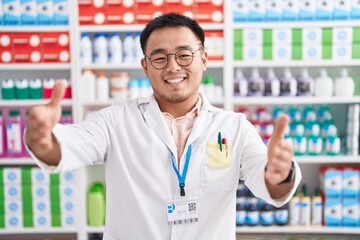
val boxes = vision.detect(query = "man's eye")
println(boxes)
[152,57,167,62]
[178,54,192,59]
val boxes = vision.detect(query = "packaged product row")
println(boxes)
[233,68,358,97]
[1,0,69,26]
[233,0,360,22]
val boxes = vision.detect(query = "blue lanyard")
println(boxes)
[171,144,192,197]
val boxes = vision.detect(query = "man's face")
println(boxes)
[141,26,208,105]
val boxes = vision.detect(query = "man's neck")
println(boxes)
[157,94,200,118]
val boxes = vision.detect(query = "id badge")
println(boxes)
[166,197,199,225]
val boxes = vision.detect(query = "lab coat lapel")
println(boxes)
[140,96,177,156]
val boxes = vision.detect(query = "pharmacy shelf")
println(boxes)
[232,96,360,106]
[86,226,104,234]
[296,155,360,164]
[0,99,73,107]
[232,60,360,68]
[0,158,36,165]
[236,226,360,234]
[0,26,70,32]
[0,63,71,70]
[0,228,77,234]
[233,20,360,29]
[79,23,223,33]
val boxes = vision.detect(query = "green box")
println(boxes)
[263,44,272,60]
[234,45,243,60]
[292,28,302,44]
[263,29,272,44]
[322,28,333,44]
[233,29,243,45]
[292,45,302,60]
[322,44,332,60]
[353,27,360,42]
[352,43,360,59]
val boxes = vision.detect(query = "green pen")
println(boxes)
[218,132,222,152]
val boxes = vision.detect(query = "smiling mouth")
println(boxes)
[165,77,186,84]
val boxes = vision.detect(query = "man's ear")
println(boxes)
[201,50,208,71]
[141,58,149,77]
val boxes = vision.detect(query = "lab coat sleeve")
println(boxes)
[239,118,302,207]
[25,104,123,173]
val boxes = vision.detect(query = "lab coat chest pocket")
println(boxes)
[200,142,239,192]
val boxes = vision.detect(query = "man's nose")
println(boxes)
[166,54,181,72]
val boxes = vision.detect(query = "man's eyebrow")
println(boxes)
[149,45,195,55]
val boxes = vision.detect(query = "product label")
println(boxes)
[6,122,22,154]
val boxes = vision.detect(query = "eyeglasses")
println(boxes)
[145,48,203,70]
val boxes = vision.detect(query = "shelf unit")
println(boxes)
[1,1,360,239]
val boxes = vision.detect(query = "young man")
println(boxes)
[25,13,301,240]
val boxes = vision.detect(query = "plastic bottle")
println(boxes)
[246,193,259,226]
[280,68,297,96]
[15,79,29,99]
[236,198,247,226]
[274,203,289,226]
[234,68,248,97]
[297,68,314,96]
[29,78,43,99]
[289,191,301,226]
[6,110,22,157]
[311,188,323,226]
[93,33,108,64]
[264,68,280,96]
[80,33,93,64]
[42,78,55,99]
[300,185,311,226]
[334,68,354,97]
[259,200,274,226]
[81,69,96,101]
[248,68,264,96]
[96,71,109,100]
[128,79,140,99]
[60,109,73,125]
[202,76,216,101]
[134,32,143,63]
[1,79,15,100]
[108,33,123,64]
[0,111,5,157]
[314,69,333,97]
[87,182,105,226]
[123,33,135,64]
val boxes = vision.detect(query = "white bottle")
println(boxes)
[264,68,280,96]
[280,68,297,96]
[314,69,333,97]
[93,33,108,64]
[123,33,135,64]
[81,69,96,101]
[248,68,264,96]
[234,68,248,96]
[80,33,93,64]
[96,71,109,100]
[134,32,143,63]
[297,68,314,96]
[108,32,123,64]
[334,68,354,97]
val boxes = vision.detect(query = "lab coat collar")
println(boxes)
[137,93,220,159]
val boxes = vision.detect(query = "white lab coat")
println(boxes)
[30,94,301,240]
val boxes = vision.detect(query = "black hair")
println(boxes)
[140,12,205,54]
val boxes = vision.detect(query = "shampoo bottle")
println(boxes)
[334,68,354,97]
[315,69,333,97]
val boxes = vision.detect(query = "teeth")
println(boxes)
[166,78,184,83]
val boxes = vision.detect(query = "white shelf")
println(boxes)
[86,226,105,233]
[79,23,223,33]
[0,99,73,107]
[0,63,71,70]
[233,60,360,68]
[0,158,36,165]
[233,96,360,105]
[296,155,360,164]
[0,228,77,234]
[233,20,360,29]
[0,26,70,32]
[236,226,360,234]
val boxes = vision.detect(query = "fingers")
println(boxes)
[48,80,66,109]
[271,114,290,140]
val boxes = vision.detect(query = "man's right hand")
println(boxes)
[25,80,66,165]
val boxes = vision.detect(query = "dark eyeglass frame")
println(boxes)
[144,47,203,70]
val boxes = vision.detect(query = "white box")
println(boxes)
[266,0,282,21]
[243,28,262,44]
[303,44,321,60]
[37,0,54,24]
[316,0,333,20]
[60,184,76,200]
[32,185,49,199]
[273,28,291,44]
[334,0,351,19]
[53,0,68,24]
[61,199,76,214]
[3,168,21,184]
[303,28,322,44]
[282,0,298,21]
[5,214,22,228]
[62,214,76,227]
[3,0,21,25]
[0,1,3,25]
[324,169,342,199]
[5,199,22,214]
[249,0,265,21]
[34,213,51,228]
[299,0,316,20]
[333,43,351,60]
[273,44,291,60]
[33,199,50,215]
[352,0,360,19]
[342,199,359,227]
[21,0,37,25]
[243,44,262,61]
[342,168,359,198]
[324,199,342,227]
[4,185,21,199]
[333,27,352,43]
[31,168,50,184]
[233,0,249,22]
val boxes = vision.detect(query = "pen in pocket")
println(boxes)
[218,132,222,152]
[222,138,228,157]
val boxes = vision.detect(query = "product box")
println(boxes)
[4,185,21,199]
[324,199,342,227]
[0,1,3,25]
[134,5,157,24]
[32,185,49,199]
[249,0,265,21]
[333,0,351,20]
[323,168,342,199]
[243,28,262,45]
[282,0,298,21]
[12,33,42,63]
[265,0,282,21]
[61,171,76,184]
[243,44,262,61]
[352,0,360,19]
[342,199,359,227]
[333,27,352,43]
[342,168,359,199]
[78,2,105,25]
[303,44,321,60]
[205,31,223,61]
[195,1,223,23]
[31,168,50,184]
[333,43,351,60]
[33,199,50,215]
[299,0,316,21]
[303,28,321,44]
[273,44,291,61]
[21,0,37,25]
[5,199,22,214]
[233,0,248,22]
[3,0,21,25]
[60,184,76,200]
[0,33,13,63]
[53,0,68,25]
[37,0,54,25]
[3,168,21,184]
[62,214,76,227]
[273,28,291,44]
[316,0,333,20]
[34,213,51,227]
[61,200,75,215]
[5,214,23,228]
